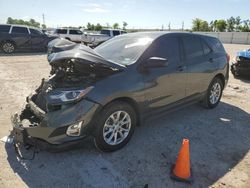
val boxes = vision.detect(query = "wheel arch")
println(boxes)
[214,73,225,89]
[100,97,141,126]
[0,39,16,47]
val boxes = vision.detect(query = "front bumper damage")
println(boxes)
[11,95,100,152]
[231,57,250,76]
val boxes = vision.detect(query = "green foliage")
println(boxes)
[215,20,227,32]
[122,21,128,30]
[95,23,102,31]
[6,17,41,28]
[227,17,236,32]
[193,16,249,32]
[192,18,211,31]
[113,23,119,29]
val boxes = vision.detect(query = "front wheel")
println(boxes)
[202,77,223,109]
[94,101,136,152]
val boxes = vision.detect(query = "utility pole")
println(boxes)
[161,24,164,31]
[182,21,184,31]
[42,14,45,26]
[168,22,171,31]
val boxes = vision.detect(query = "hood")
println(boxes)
[237,49,250,59]
[47,38,125,70]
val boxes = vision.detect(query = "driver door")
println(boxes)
[141,35,187,113]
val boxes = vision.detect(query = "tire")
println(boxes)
[1,41,15,53]
[202,77,223,109]
[94,101,136,152]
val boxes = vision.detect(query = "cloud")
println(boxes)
[76,3,109,13]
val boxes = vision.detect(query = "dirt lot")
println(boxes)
[0,44,249,188]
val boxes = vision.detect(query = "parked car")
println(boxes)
[11,32,229,152]
[52,28,84,43]
[231,49,250,77]
[0,24,57,53]
[82,29,126,47]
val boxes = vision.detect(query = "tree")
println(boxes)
[192,18,210,31]
[95,23,102,31]
[235,16,241,31]
[113,23,119,29]
[122,21,128,30]
[6,17,41,28]
[86,22,92,30]
[240,19,250,32]
[215,20,227,32]
[226,17,236,32]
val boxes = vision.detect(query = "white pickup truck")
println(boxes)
[52,28,84,43]
[82,29,126,46]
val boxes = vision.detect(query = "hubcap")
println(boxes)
[209,82,221,104]
[103,111,131,145]
[2,42,14,53]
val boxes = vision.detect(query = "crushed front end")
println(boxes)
[10,39,123,151]
[231,50,250,76]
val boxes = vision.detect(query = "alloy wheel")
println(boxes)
[103,110,131,145]
[209,82,221,104]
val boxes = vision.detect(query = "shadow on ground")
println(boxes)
[5,102,250,188]
[0,52,46,56]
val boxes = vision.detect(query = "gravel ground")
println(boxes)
[0,44,249,188]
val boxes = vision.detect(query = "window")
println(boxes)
[149,36,180,62]
[100,30,111,36]
[182,36,203,59]
[201,39,212,55]
[12,26,29,34]
[95,35,153,65]
[56,29,67,34]
[113,30,120,36]
[69,30,82,35]
[205,37,225,53]
[30,28,43,35]
[0,25,11,33]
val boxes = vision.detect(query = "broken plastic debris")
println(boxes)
[0,136,14,144]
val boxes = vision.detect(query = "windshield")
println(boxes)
[95,35,153,65]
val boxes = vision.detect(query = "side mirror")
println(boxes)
[144,57,168,68]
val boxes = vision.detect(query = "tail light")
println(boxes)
[226,53,230,63]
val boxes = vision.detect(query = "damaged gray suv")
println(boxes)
[11,32,229,152]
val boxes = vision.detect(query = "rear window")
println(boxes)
[69,30,82,35]
[12,26,29,34]
[113,30,120,36]
[30,28,43,35]
[182,36,203,59]
[0,25,11,33]
[56,29,67,34]
[205,37,225,53]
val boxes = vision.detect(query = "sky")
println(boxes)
[0,0,249,29]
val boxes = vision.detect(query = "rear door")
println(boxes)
[142,35,186,111]
[11,26,31,50]
[182,35,217,96]
[29,28,47,50]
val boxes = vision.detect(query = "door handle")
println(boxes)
[209,58,214,63]
[177,65,186,71]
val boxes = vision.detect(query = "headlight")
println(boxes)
[48,86,94,104]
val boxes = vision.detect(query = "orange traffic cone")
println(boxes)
[170,139,193,183]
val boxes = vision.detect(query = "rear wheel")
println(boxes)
[94,101,136,152]
[202,77,223,109]
[1,41,15,53]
